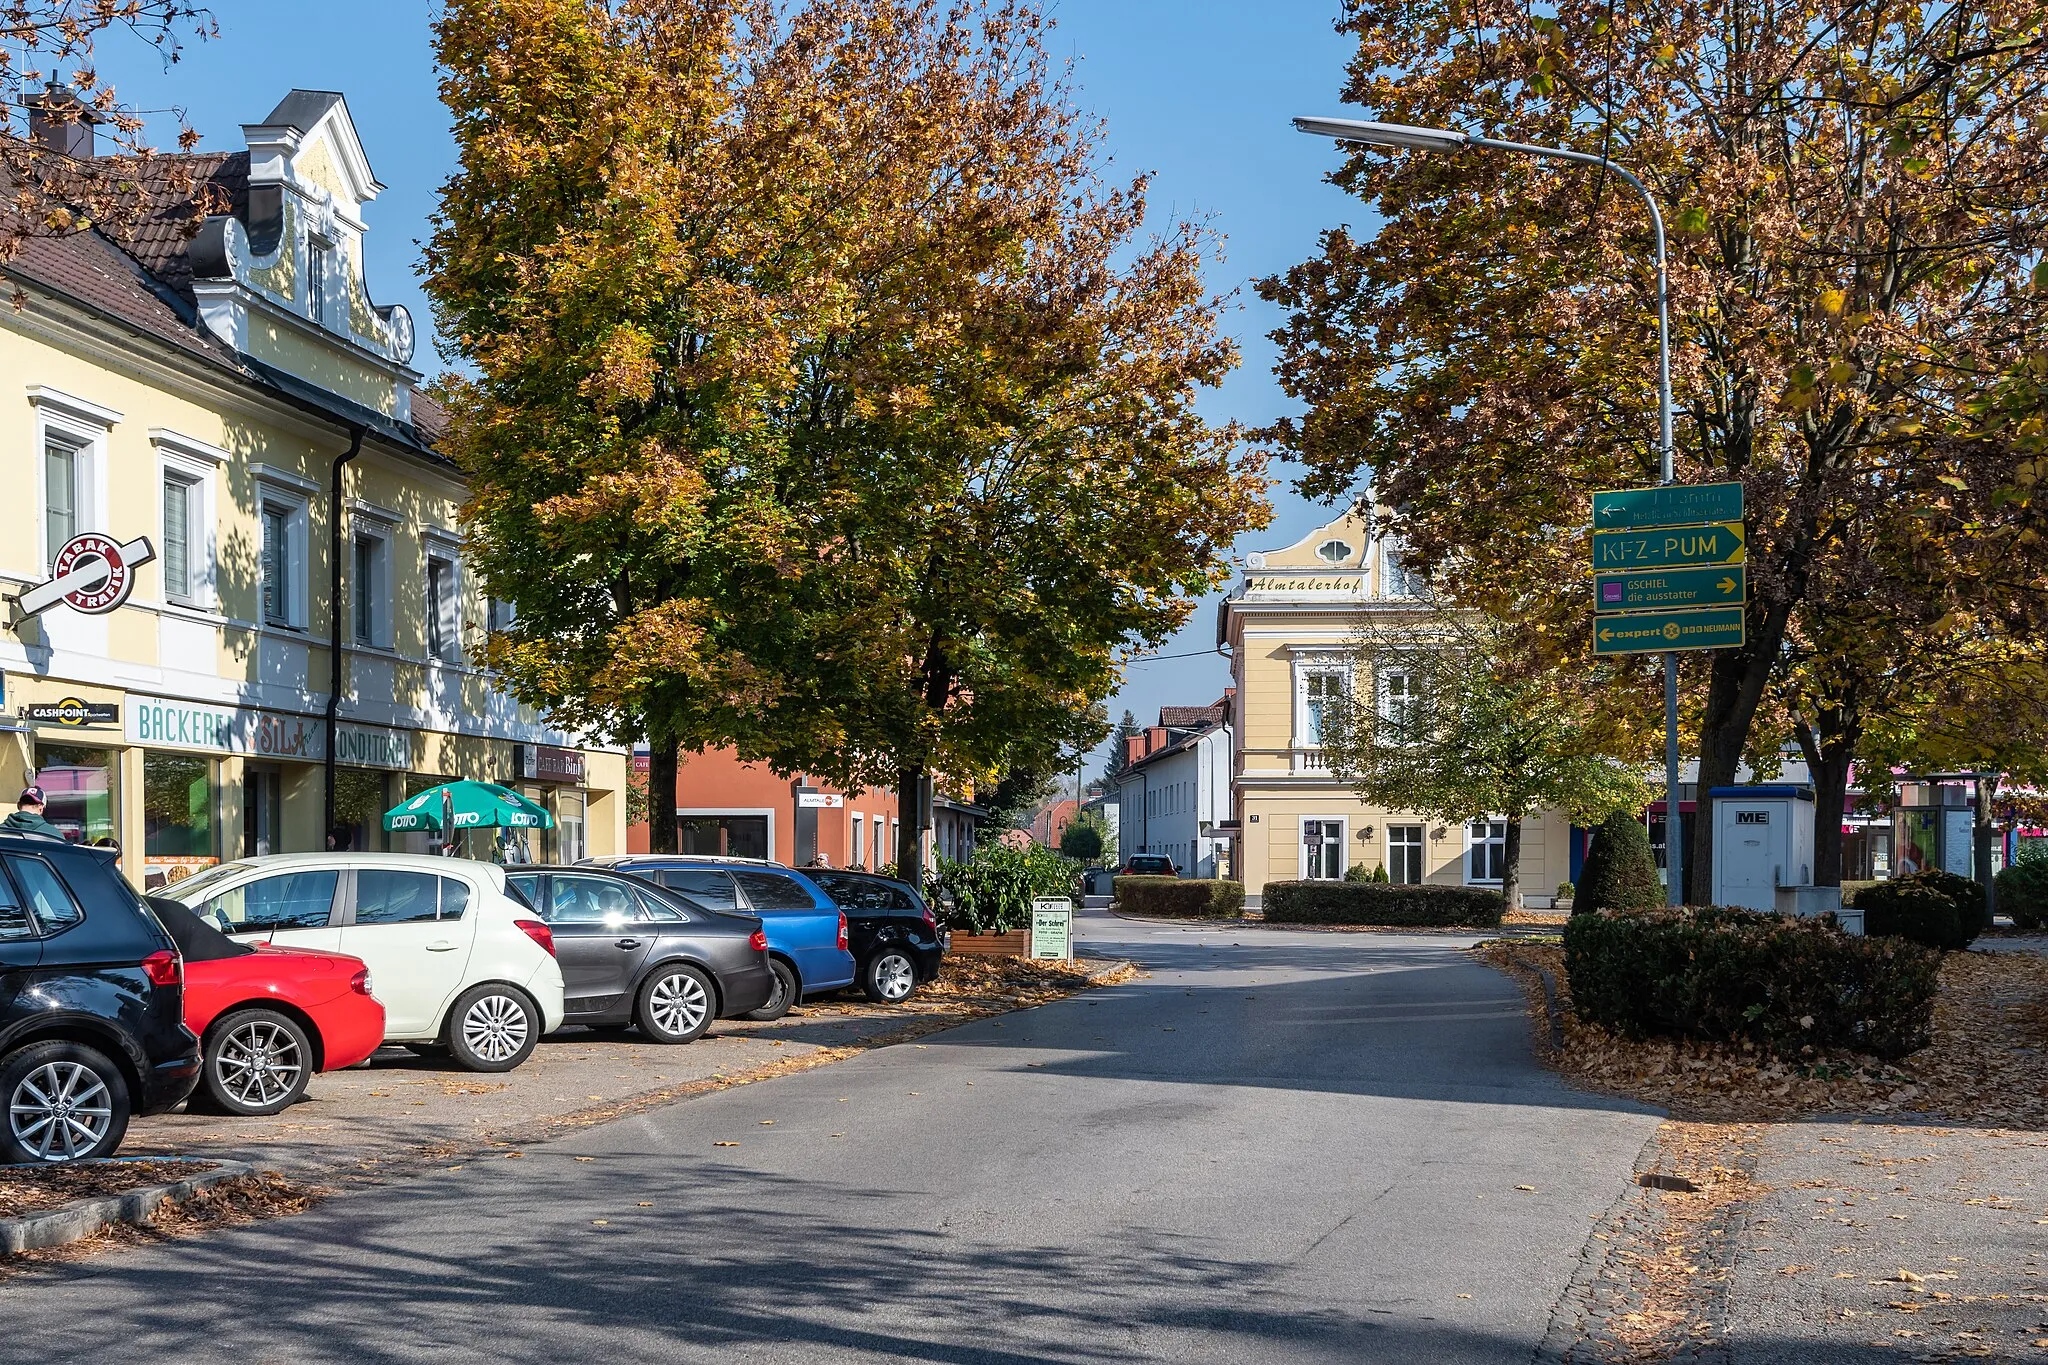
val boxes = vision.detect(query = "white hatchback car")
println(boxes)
[164,854,566,1072]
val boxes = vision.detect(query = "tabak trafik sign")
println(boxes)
[12,533,156,617]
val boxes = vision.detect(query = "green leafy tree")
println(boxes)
[1059,811,1111,864]
[1320,598,1654,909]
[1262,0,2048,900]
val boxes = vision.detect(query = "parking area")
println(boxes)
[124,957,1120,1184]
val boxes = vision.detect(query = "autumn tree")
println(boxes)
[1262,0,2048,899]
[2,0,216,276]
[1318,598,1655,909]
[429,0,1266,863]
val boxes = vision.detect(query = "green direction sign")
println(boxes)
[1593,606,1746,655]
[1592,481,1743,531]
[1595,565,1745,614]
[1592,521,1745,571]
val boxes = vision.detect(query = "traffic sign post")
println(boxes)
[1591,483,1748,907]
[1592,481,1742,531]
[1593,606,1746,655]
[1594,565,1744,614]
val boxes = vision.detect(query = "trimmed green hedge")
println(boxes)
[1851,869,1989,950]
[1995,857,2048,932]
[1563,906,1940,1060]
[1115,877,1245,918]
[1261,881,1504,927]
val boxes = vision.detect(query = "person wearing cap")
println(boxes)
[4,787,64,840]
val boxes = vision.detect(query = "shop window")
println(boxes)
[549,789,586,864]
[142,752,216,887]
[1388,825,1425,884]
[333,768,391,854]
[1467,819,1507,883]
[678,814,768,859]
[32,744,116,845]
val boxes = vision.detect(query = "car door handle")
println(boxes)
[426,940,460,951]
[615,938,642,950]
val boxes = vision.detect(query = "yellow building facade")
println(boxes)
[1,91,625,890]
[1217,511,1575,908]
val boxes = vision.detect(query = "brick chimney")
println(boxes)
[26,85,98,160]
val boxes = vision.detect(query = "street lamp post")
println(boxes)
[1294,116,1685,906]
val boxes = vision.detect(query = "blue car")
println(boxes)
[584,857,854,1020]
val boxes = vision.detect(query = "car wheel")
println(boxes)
[863,949,919,1004]
[1,1040,131,1163]
[445,985,541,1073]
[201,1008,313,1117]
[744,958,799,1022]
[635,964,715,1044]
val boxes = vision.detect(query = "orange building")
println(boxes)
[627,747,988,872]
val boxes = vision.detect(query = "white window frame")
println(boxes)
[307,234,333,326]
[1379,535,1422,598]
[255,482,311,630]
[422,532,465,664]
[153,432,225,612]
[31,389,117,573]
[1299,816,1347,881]
[350,521,393,649]
[850,813,865,870]
[1464,817,1508,886]
[1386,824,1425,885]
[1294,660,1350,749]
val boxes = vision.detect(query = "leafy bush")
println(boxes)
[1115,877,1244,918]
[1995,856,2048,932]
[1563,906,1940,1060]
[1261,881,1504,927]
[1058,813,1108,863]
[1852,869,1988,949]
[1573,811,1662,917]
[928,842,1076,933]
[1555,880,1576,902]
[1342,862,1387,883]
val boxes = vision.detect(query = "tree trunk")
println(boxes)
[1501,814,1523,912]
[894,764,924,879]
[647,717,679,854]
[1794,693,1861,888]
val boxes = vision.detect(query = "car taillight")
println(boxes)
[920,904,937,931]
[350,968,375,998]
[748,929,768,953]
[837,911,848,952]
[142,950,182,987]
[514,918,556,956]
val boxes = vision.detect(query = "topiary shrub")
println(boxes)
[1343,862,1372,883]
[1995,857,2048,932]
[1573,811,1662,917]
[1563,906,1940,1060]
[1115,877,1244,918]
[1852,869,1988,949]
[1261,881,1504,928]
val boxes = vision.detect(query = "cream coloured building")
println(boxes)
[1215,510,1579,908]
[1,91,626,889]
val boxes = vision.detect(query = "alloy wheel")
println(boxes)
[462,993,530,1064]
[648,971,709,1037]
[8,1060,114,1162]
[216,1020,305,1110]
[875,953,916,1002]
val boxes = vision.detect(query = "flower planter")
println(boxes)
[946,930,1029,957]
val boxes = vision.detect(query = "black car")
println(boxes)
[806,870,947,1004]
[1121,854,1179,877]
[0,832,201,1162]
[503,866,775,1042]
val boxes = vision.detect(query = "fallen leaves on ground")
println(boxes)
[0,1159,220,1220]
[1476,941,2048,1128]
[2,1172,329,1274]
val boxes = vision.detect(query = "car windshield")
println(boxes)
[159,860,257,904]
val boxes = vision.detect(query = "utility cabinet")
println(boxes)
[1710,785,1815,912]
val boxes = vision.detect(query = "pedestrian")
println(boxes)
[326,825,355,852]
[3,786,64,840]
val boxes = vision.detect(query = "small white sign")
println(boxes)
[797,792,846,808]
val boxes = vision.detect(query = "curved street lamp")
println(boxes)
[1295,115,1685,906]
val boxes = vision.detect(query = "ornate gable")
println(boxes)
[186,91,417,420]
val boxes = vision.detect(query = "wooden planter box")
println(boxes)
[947,930,1028,957]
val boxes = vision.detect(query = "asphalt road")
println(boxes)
[1,911,1665,1364]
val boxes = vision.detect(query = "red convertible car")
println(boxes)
[149,898,385,1116]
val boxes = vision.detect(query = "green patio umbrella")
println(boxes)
[382,780,554,834]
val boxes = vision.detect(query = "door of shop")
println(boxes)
[245,764,285,856]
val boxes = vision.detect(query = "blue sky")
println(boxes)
[107,1,1367,784]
